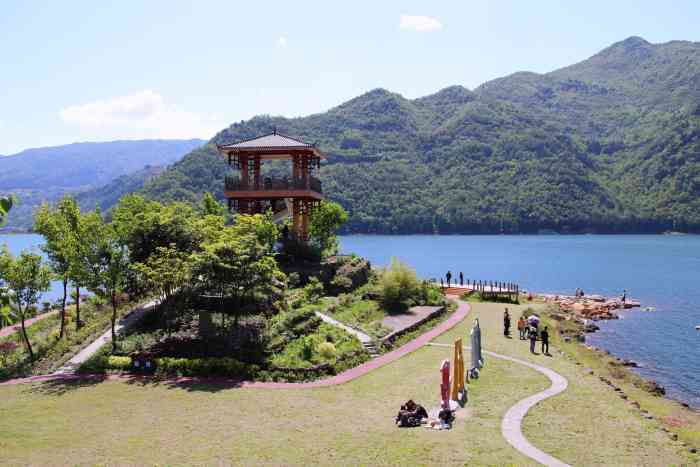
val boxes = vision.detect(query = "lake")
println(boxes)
[2,233,699,408]
[340,234,700,409]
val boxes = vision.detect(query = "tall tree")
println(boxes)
[34,197,77,338]
[0,250,51,360]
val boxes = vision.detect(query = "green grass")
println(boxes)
[0,300,696,465]
[324,297,392,339]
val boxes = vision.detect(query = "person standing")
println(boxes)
[517,316,526,340]
[446,271,452,288]
[541,326,550,355]
[621,289,627,305]
[529,326,538,354]
[459,271,464,286]
[503,309,511,337]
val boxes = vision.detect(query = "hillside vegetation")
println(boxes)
[11,37,700,234]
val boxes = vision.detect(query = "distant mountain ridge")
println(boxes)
[136,36,700,234]
[0,139,204,231]
[7,36,700,234]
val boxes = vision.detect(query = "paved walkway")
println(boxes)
[54,300,157,374]
[0,310,58,339]
[381,305,442,333]
[496,350,570,467]
[315,310,372,344]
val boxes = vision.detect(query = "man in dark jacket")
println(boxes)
[541,326,550,355]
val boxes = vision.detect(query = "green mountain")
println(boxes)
[144,38,698,233]
[0,139,204,231]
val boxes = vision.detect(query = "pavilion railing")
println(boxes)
[225,175,322,194]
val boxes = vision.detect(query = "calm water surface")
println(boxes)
[2,233,698,407]
[340,234,700,409]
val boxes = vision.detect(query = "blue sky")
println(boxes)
[2,0,699,154]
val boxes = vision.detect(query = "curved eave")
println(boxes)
[216,144,326,160]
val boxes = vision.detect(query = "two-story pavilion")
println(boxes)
[216,131,325,241]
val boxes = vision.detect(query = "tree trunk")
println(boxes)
[20,305,34,361]
[111,293,118,354]
[59,278,67,339]
[75,285,81,329]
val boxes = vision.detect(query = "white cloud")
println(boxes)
[59,90,222,140]
[399,15,443,32]
[276,36,287,48]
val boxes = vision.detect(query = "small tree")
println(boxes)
[133,244,193,333]
[0,250,51,360]
[379,257,421,312]
[84,220,130,353]
[310,201,348,256]
[193,220,281,326]
[201,192,226,218]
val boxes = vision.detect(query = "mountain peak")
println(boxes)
[613,36,651,49]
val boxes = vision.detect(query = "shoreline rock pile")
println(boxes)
[542,293,641,323]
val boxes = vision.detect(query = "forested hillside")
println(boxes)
[0,139,204,230]
[143,38,699,233]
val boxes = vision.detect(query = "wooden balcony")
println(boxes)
[224,175,323,200]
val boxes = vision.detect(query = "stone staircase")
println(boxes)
[362,341,381,358]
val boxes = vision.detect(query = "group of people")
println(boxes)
[504,309,550,355]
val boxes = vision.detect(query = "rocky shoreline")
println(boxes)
[537,292,700,413]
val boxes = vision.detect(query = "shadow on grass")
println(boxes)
[121,374,246,393]
[26,374,108,396]
[23,372,248,394]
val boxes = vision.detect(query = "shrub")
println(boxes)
[330,275,353,292]
[379,258,421,311]
[303,277,324,303]
[155,357,256,377]
[300,336,315,361]
[317,341,336,360]
[0,340,18,365]
[288,272,301,288]
[107,356,132,370]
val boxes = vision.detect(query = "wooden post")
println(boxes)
[241,155,249,188]
[254,155,261,189]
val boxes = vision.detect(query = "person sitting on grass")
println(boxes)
[541,326,550,355]
[529,326,538,354]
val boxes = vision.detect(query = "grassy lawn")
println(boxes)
[0,300,696,465]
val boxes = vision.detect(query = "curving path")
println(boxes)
[428,321,570,466]
[493,350,571,467]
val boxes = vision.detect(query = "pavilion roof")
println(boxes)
[217,132,324,158]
